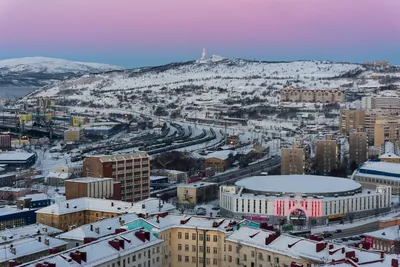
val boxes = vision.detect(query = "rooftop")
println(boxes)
[178,181,216,188]
[36,197,175,215]
[65,177,114,183]
[57,213,138,241]
[0,224,62,244]
[86,152,149,162]
[235,175,362,195]
[357,161,400,180]
[0,235,67,263]
[380,153,400,159]
[0,187,28,192]
[364,226,400,242]
[0,152,35,161]
[0,206,33,216]
[203,150,237,160]
[18,193,50,202]
[19,229,162,267]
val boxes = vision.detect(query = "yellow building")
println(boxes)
[72,116,86,127]
[35,197,175,231]
[203,151,236,173]
[19,114,32,124]
[177,182,218,208]
[281,147,304,175]
[64,127,84,142]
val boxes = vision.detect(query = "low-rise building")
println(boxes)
[353,161,400,194]
[202,150,236,173]
[177,182,218,208]
[0,206,37,230]
[19,228,162,267]
[0,235,67,267]
[280,87,344,103]
[0,187,31,201]
[167,170,187,183]
[0,173,16,187]
[17,193,52,209]
[0,133,11,150]
[364,226,400,253]
[35,197,175,231]
[380,153,400,163]
[57,213,138,249]
[0,152,36,167]
[64,127,84,142]
[65,177,116,200]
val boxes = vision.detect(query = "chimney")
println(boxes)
[83,237,97,244]
[90,225,93,231]
[156,215,160,223]
[119,239,125,249]
[345,251,355,258]
[316,242,326,253]
[69,252,82,264]
[95,227,100,234]
[380,251,384,259]
[115,229,126,234]
[392,258,399,267]
[44,239,50,246]
[8,261,22,267]
[10,247,16,255]
[108,240,121,251]
[180,217,191,225]
[38,236,42,242]
[111,202,114,207]
[135,231,146,242]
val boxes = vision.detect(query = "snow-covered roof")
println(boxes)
[150,176,168,181]
[127,214,241,233]
[19,229,162,267]
[0,187,28,192]
[0,224,62,244]
[66,177,113,183]
[364,226,400,242]
[57,213,138,241]
[0,235,67,263]
[178,181,216,189]
[46,171,71,180]
[87,152,148,162]
[18,193,50,202]
[358,161,400,176]
[36,197,175,216]
[227,226,397,266]
[166,170,186,175]
[0,152,35,161]
[203,150,237,160]
[0,206,33,216]
[235,175,361,194]
[380,153,400,159]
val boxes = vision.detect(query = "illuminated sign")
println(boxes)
[245,216,269,221]
[289,209,306,220]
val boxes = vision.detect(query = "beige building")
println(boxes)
[65,177,115,200]
[340,110,365,134]
[349,132,368,165]
[83,153,150,202]
[380,153,400,163]
[315,139,337,175]
[374,119,400,147]
[280,87,344,103]
[64,127,84,142]
[281,148,304,175]
[362,96,400,109]
[177,182,219,208]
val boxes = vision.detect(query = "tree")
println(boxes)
[350,161,358,172]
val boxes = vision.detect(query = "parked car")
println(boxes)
[334,229,343,233]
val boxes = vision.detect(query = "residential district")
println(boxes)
[0,59,400,267]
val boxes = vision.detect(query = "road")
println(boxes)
[150,156,281,198]
[327,221,379,239]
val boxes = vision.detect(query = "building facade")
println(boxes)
[280,88,345,103]
[177,182,219,208]
[349,132,368,166]
[220,175,392,226]
[83,153,150,202]
[281,148,305,175]
[64,127,84,142]
[315,140,338,175]
[374,119,400,147]
[0,133,11,150]
[65,177,115,200]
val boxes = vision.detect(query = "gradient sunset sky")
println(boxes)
[0,0,399,67]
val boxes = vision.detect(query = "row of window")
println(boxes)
[177,244,218,254]
[177,232,218,242]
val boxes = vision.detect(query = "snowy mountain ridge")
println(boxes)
[0,57,123,87]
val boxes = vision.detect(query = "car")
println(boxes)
[334,229,343,233]
[211,206,220,211]
[323,233,333,238]
[349,236,360,241]
[359,235,366,239]
[341,238,349,242]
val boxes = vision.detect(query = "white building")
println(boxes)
[19,229,163,267]
[220,175,391,226]
[0,224,62,245]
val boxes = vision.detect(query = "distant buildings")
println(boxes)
[166,170,187,183]
[0,206,37,230]
[280,87,344,103]
[349,132,368,166]
[362,96,400,109]
[177,182,218,208]
[17,193,52,209]
[374,119,400,147]
[65,177,120,200]
[280,147,305,175]
[83,153,150,202]
[202,150,236,173]
[0,151,36,167]
[225,134,240,147]
[0,187,31,201]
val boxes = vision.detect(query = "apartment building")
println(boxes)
[315,139,337,175]
[35,197,175,231]
[83,153,150,202]
[349,132,368,165]
[177,182,219,208]
[281,147,305,175]
[362,96,400,109]
[19,229,163,267]
[374,119,400,147]
[340,110,365,134]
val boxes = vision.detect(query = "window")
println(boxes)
[192,233,196,240]
[213,258,218,265]
[185,256,189,262]
[228,245,232,252]
[199,258,203,263]
[275,257,279,264]
[132,255,136,262]
[213,247,217,254]
[192,257,196,263]
[178,232,182,239]
[206,246,210,253]
[244,254,247,261]
[178,244,182,251]
[228,256,232,262]
[199,246,204,252]
[178,255,182,262]
[185,244,189,251]
[206,258,210,265]
[199,234,203,241]
[192,245,196,252]
[206,235,210,241]
[185,233,189,240]
[258,253,263,260]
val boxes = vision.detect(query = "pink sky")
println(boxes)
[0,0,399,66]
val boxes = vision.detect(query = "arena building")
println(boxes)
[220,175,391,226]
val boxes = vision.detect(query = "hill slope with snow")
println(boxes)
[24,58,368,116]
[0,57,123,87]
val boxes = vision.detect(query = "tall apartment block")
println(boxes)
[0,133,11,150]
[349,132,368,165]
[281,148,305,175]
[374,119,400,147]
[82,152,150,202]
[315,139,338,175]
[362,96,400,109]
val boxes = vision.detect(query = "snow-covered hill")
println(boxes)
[0,57,123,87]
